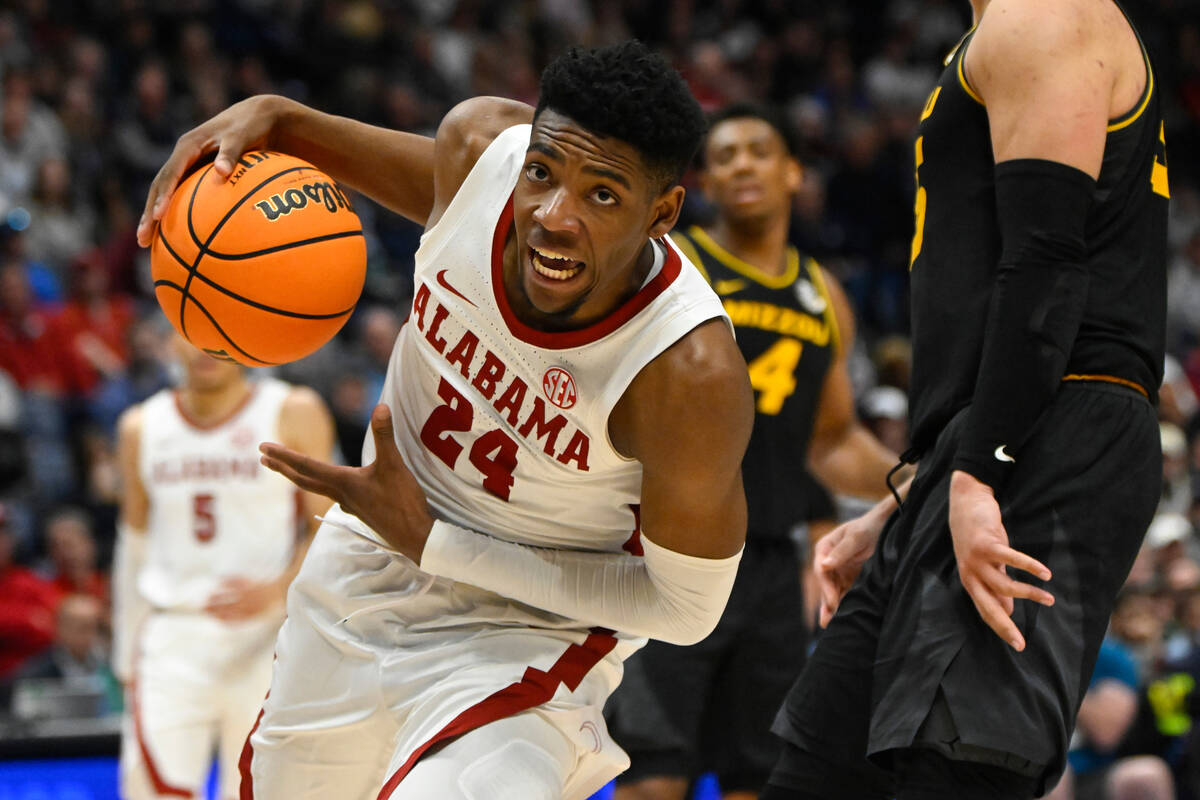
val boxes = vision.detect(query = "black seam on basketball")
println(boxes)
[201,229,363,260]
[179,163,215,338]
[154,280,282,366]
[178,164,316,341]
[158,231,353,320]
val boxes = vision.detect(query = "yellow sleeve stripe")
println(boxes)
[806,258,842,357]
[671,230,710,284]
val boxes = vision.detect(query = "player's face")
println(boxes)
[509,110,683,325]
[700,117,800,223]
[171,335,245,391]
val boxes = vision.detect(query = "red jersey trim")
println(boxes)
[376,629,618,798]
[173,384,258,432]
[131,622,193,798]
[489,195,682,350]
[238,695,268,800]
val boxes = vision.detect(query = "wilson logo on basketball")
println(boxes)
[542,367,577,409]
[254,181,353,222]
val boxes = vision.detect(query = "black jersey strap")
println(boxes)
[951,159,1096,491]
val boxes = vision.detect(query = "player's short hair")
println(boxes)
[702,102,799,164]
[535,40,706,192]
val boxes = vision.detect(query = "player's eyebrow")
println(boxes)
[527,142,633,190]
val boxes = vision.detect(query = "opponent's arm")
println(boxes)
[112,405,150,684]
[205,386,335,621]
[259,319,755,645]
[137,95,532,245]
[807,268,901,500]
[948,0,1114,650]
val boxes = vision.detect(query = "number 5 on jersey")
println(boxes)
[193,493,216,542]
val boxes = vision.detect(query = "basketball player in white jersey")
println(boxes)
[111,336,333,800]
[137,41,754,799]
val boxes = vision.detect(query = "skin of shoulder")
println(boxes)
[427,97,536,230]
[610,317,754,560]
[116,403,149,532]
[966,0,1142,177]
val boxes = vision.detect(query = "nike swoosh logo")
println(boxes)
[436,269,476,307]
[994,445,1015,463]
[713,278,748,296]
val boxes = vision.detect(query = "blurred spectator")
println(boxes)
[0,259,74,394]
[111,59,180,209]
[0,507,59,680]
[23,157,96,276]
[38,506,108,607]
[1168,227,1200,354]
[53,252,135,397]
[0,68,66,209]
[15,593,109,683]
[1161,424,1193,518]
[859,384,909,454]
[1162,354,1199,430]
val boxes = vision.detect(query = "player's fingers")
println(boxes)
[260,446,344,499]
[369,404,403,467]
[138,137,204,246]
[982,567,1056,607]
[963,575,1025,651]
[815,568,841,626]
[989,544,1052,582]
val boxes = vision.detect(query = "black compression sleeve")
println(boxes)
[951,159,1096,491]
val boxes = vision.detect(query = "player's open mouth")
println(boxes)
[529,246,584,281]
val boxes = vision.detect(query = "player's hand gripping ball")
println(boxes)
[149,151,366,366]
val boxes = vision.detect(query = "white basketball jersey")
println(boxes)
[137,378,299,611]
[365,124,727,556]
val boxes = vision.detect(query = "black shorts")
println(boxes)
[606,538,807,792]
[770,382,1160,797]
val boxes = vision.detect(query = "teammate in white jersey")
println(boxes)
[111,336,333,800]
[137,41,754,799]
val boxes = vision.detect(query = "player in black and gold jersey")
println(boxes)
[607,105,901,800]
[764,1,1168,798]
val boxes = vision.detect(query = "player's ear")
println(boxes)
[785,157,802,193]
[647,184,685,239]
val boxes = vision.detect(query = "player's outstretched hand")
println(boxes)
[815,511,884,628]
[948,470,1054,652]
[260,404,435,562]
[137,94,291,248]
[204,576,283,621]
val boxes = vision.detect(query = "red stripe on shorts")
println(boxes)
[238,700,267,800]
[376,629,618,799]
[130,626,193,798]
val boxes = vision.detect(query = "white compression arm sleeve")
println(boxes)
[111,524,150,682]
[419,521,742,645]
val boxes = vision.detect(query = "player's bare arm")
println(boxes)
[205,385,335,621]
[112,404,149,684]
[610,317,754,561]
[949,0,1139,650]
[806,268,902,500]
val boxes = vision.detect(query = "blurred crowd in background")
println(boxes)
[1,0,1200,793]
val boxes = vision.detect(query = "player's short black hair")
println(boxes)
[701,102,799,164]
[535,40,706,192]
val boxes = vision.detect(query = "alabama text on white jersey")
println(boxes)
[137,378,299,611]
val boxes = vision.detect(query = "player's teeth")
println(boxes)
[532,252,582,280]
[533,246,573,261]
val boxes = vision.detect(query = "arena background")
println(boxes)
[0,1,1199,798]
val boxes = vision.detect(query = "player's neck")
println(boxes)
[706,213,792,278]
[178,378,253,425]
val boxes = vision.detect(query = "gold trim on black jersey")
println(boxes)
[670,232,710,284]
[1107,48,1154,132]
[686,226,800,288]
[956,42,985,107]
[804,258,842,357]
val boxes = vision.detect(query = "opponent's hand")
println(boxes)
[260,404,435,562]
[815,511,884,628]
[204,576,283,621]
[949,470,1054,651]
[137,95,290,248]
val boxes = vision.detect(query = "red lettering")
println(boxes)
[469,429,519,501]
[425,304,450,353]
[517,397,567,456]
[412,283,430,330]
[445,331,479,379]
[493,377,528,425]
[557,431,591,472]
[419,378,472,467]
[472,351,507,400]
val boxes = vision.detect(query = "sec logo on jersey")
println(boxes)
[543,367,578,409]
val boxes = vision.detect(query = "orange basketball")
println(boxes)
[150,151,366,366]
